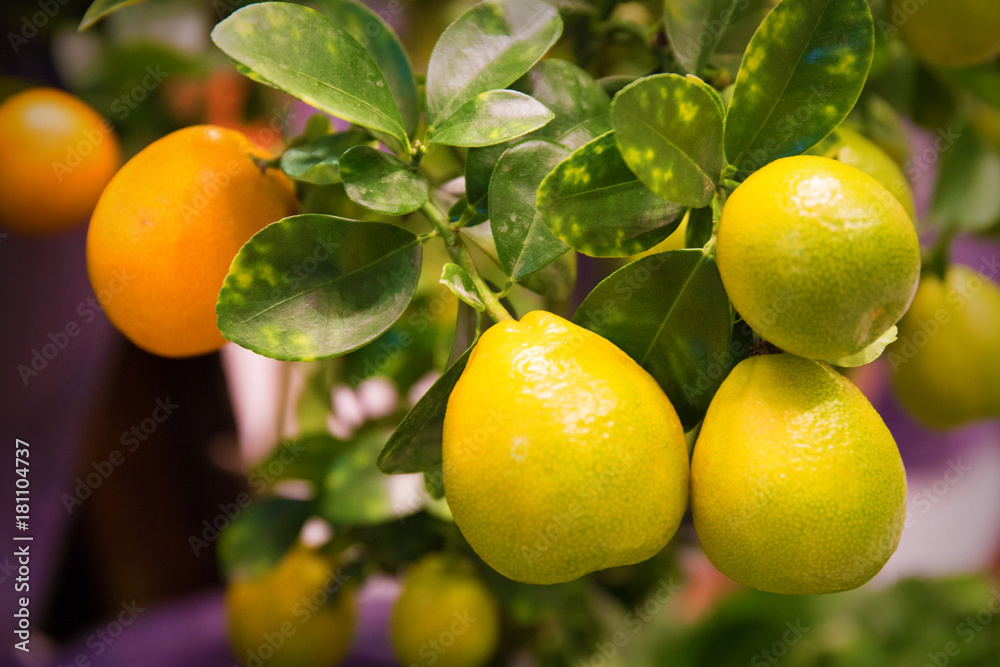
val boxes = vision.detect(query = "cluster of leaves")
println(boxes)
[199,0,879,479]
[78,0,1000,661]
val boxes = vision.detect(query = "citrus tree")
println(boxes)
[55,0,1000,664]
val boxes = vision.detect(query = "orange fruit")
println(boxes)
[0,87,120,235]
[443,311,689,584]
[390,555,500,667]
[226,544,355,667]
[890,0,1000,67]
[717,156,921,362]
[692,353,907,594]
[87,125,296,357]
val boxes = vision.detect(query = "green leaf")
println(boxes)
[425,0,562,127]
[377,344,476,474]
[489,140,571,280]
[217,214,422,361]
[514,59,613,149]
[280,131,368,185]
[611,73,725,208]
[217,497,313,581]
[931,129,1000,233]
[339,146,429,215]
[211,3,407,144]
[519,249,577,301]
[574,250,732,429]
[314,0,420,136]
[79,0,145,30]
[321,429,416,524]
[830,325,896,368]
[464,59,612,209]
[724,0,874,172]
[685,205,715,249]
[536,132,686,257]
[250,434,347,488]
[664,0,741,75]
[440,264,485,311]
[428,89,554,147]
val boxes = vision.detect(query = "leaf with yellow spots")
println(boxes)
[314,0,420,137]
[536,132,686,257]
[212,3,408,145]
[611,73,725,208]
[217,214,422,361]
[427,90,554,147]
[724,0,874,173]
[425,0,562,127]
[573,249,733,429]
[465,59,611,213]
[488,139,571,281]
[339,145,429,215]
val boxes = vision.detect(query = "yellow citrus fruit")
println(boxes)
[443,310,689,584]
[691,353,907,595]
[890,0,1000,67]
[87,125,296,357]
[390,555,500,667]
[717,155,921,362]
[226,544,355,667]
[810,127,916,221]
[889,265,1000,429]
[0,87,120,235]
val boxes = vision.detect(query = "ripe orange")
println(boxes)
[0,88,120,235]
[87,125,296,357]
[443,311,689,584]
[692,353,907,594]
[717,156,921,361]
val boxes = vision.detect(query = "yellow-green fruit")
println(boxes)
[812,128,917,221]
[717,156,921,362]
[890,265,1000,429]
[226,545,355,667]
[443,311,689,584]
[691,354,907,595]
[390,555,499,667]
[890,0,1000,67]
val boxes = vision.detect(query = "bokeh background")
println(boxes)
[2,0,1000,666]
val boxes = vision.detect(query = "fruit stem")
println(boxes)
[420,202,514,322]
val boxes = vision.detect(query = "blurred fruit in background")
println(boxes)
[226,543,356,667]
[0,87,120,235]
